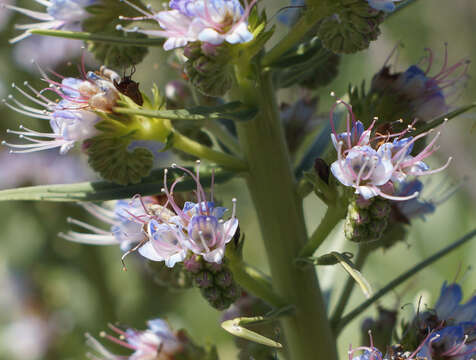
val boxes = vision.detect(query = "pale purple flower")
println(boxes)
[1,0,96,43]
[2,65,120,154]
[329,99,451,201]
[139,162,238,264]
[366,0,400,12]
[331,145,395,200]
[117,0,255,51]
[86,319,183,360]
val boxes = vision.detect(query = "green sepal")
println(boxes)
[83,0,145,33]
[297,251,354,266]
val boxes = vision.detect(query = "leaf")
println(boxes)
[412,102,476,136]
[0,168,234,202]
[29,29,164,47]
[334,228,476,334]
[112,101,258,122]
[331,252,372,298]
[221,315,284,348]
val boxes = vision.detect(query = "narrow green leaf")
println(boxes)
[0,168,233,202]
[334,228,476,335]
[29,29,164,47]
[113,101,258,122]
[221,315,284,348]
[331,252,372,298]
[413,102,476,136]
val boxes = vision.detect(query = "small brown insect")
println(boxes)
[114,65,144,106]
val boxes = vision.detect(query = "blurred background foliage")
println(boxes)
[0,0,475,359]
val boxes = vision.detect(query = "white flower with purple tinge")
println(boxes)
[1,0,96,43]
[366,0,400,13]
[86,319,183,360]
[117,0,255,51]
[331,145,396,200]
[139,162,238,264]
[2,65,120,154]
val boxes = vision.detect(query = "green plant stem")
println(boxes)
[204,120,242,156]
[171,131,248,172]
[233,68,337,360]
[299,206,345,258]
[334,228,476,335]
[330,245,370,329]
[227,255,287,308]
[261,2,333,67]
[29,29,164,47]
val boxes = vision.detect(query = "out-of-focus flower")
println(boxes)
[0,0,12,31]
[2,0,96,43]
[117,0,255,51]
[371,45,470,123]
[277,0,304,26]
[86,319,184,360]
[2,65,120,154]
[366,0,400,13]
[0,151,94,188]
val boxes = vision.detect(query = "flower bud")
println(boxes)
[87,33,149,68]
[318,2,385,54]
[184,255,241,310]
[183,42,234,97]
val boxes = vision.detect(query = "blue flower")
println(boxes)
[366,0,399,13]
[277,0,305,26]
[435,282,476,324]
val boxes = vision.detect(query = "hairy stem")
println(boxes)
[299,205,345,258]
[233,68,337,360]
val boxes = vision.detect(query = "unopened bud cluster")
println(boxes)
[184,254,241,310]
[183,42,234,97]
[344,196,391,242]
[318,0,385,54]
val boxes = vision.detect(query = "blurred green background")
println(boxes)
[0,0,475,359]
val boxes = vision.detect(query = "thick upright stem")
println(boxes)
[234,70,337,360]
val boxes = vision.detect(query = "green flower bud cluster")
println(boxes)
[344,195,391,242]
[82,0,149,67]
[184,255,241,310]
[183,42,234,97]
[318,0,385,54]
[87,32,149,68]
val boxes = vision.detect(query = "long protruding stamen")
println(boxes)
[376,187,420,201]
[67,217,111,235]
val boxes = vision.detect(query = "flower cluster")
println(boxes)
[62,162,239,267]
[2,64,120,154]
[118,0,255,51]
[329,100,451,201]
[350,282,476,360]
[2,0,95,43]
